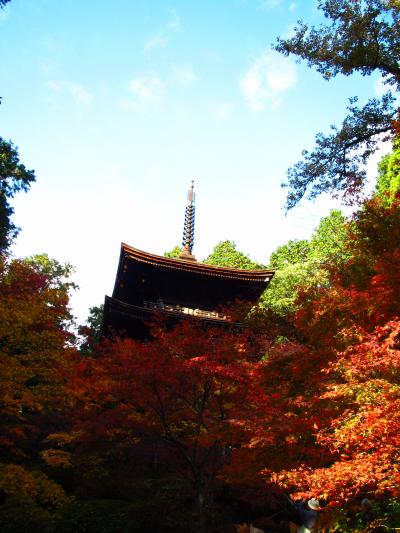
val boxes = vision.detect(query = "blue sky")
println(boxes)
[0,0,389,322]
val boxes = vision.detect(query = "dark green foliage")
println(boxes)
[79,304,104,353]
[85,304,104,335]
[204,240,265,269]
[283,95,396,209]
[276,1,400,85]
[57,500,134,533]
[275,0,400,209]
[57,477,197,533]
[0,137,35,250]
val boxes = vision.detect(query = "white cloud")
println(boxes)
[215,103,233,122]
[122,74,165,111]
[260,0,281,9]
[289,2,297,12]
[45,80,91,106]
[172,65,197,86]
[144,8,181,51]
[66,82,92,106]
[46,79,61,92]
[239,50,297,111]
[144,34,168,52]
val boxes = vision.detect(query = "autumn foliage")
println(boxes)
[1,193,400,530]
[67,320,274,525]
[0,256,74,461]
[260,194,400,507]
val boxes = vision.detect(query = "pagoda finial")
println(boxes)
[179,180,196,261]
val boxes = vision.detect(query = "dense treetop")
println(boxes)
[204,240,266,270]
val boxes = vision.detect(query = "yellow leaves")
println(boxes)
[41,449,72,469]
[0,257,76,459]
[0,464,72,518]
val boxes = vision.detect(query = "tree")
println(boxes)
[204,240,265,270]
[0,138,35,250]
[260,261,328,316]
[24,253,77,293]
[259,193,400,509]
[67,319,273,531]
[375,138,400,202]
[78,304,104,354]
[268,239,310,269]
[308,209,349,264]
[0,256,75,462]
[164,245,181,258]
[275,0,400,209]
[0,463,72,532]
[261,210,348,316]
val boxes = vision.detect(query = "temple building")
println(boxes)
[103,182,274,339]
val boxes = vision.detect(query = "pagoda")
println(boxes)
[103,182,274,339]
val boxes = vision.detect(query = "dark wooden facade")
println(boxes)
[103,243,274,339]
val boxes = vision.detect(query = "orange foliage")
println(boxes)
[260,196,400,506]
[0,256,75,460]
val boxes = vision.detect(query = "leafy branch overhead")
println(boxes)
[0,138,35,250]
[275,0,400,209]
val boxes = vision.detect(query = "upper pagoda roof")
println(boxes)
[118,242,274,283]
[111,243,274,312]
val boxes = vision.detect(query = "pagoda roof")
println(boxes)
[118,243,274,283]
[110,243,274,320]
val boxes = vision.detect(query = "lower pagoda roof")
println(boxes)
[103,243,274,339]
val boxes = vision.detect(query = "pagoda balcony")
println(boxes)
[143,300,229,321]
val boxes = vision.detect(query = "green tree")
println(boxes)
[164,245,181,258]
[375,139,400,202]
[261,261,328,316]
[309,209,349,263]
[262,210,348,315]
[24,253,77,293]
[0,138,35,251]
[275,0,400,209]
[204,240,265,269]
[78,304,104,354]
[268,239,310,269]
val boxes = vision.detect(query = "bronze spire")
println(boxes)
[179,180,196,261]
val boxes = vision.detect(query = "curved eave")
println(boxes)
[119,242,275,282]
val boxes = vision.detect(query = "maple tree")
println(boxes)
[258,191,400,514]
[67,318,276,530]
[0,255,75,462]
